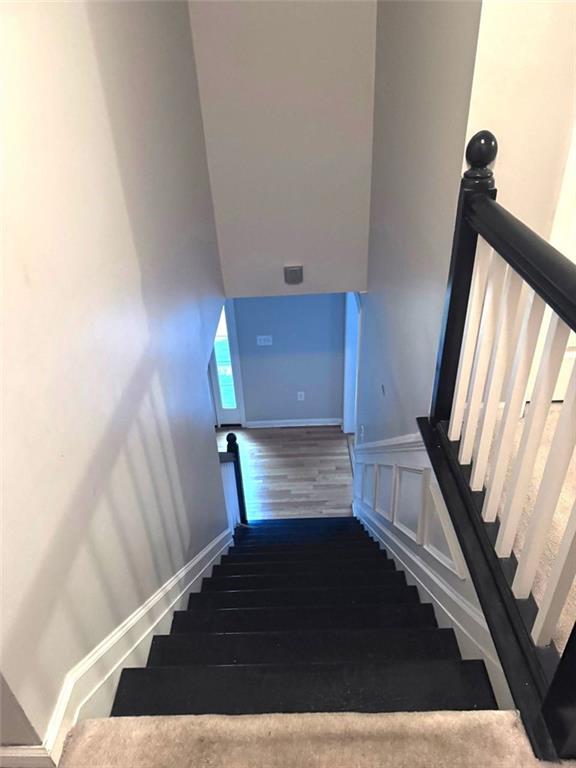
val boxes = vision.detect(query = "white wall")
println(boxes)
[234,294,345,425]
[1,0,226,744]
[189,0,375,298]
[550,125,576,261]
[466,0,576,402]
[465,0,576,241]
[356,1,482,443]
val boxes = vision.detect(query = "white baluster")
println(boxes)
[532,499,576,647]
[512,359,576,598]
[495,315,570,557]
[459,255,507,465]
[483,293,546,522]
[448,239,493,441]
[470,270,524,490]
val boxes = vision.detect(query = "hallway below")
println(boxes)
[216,426,353,520]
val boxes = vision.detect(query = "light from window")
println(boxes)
[214,308,237,410]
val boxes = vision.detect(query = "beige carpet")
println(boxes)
[59,711,575,768]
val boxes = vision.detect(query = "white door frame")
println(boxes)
[209,300,246,426]
[343,292,362,434]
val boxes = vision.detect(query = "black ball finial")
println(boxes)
[226,432,238,447]
[466,130,498,168]
[463,130,498,191]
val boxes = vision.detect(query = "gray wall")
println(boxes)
[235,294,345,423]
[356,1,481,443]
[1,675,40,746]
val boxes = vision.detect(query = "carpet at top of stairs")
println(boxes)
[60,710,573,768]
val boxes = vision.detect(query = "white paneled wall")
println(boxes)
[352,435,513,708]
[354,450,463,580]
[394,466,429,544]
[375,464,395,520]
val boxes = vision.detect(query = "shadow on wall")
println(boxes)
[4,1,226,734]
[5,354,197,727]
[85,0,224,502]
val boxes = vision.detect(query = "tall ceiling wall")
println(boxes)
[189,0,376,298]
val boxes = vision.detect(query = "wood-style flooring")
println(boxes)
[216,426,353,521]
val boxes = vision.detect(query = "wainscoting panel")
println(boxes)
[353,463,363,501]
[394,466,429,544]
[353,433,512,709]
[423,483,468,579]
[361,464,376,507]
[375,464,395,521]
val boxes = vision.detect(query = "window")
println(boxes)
[213,307,237,410]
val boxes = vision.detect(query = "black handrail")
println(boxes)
[424,130,576,761]
[417,417,557,761]
[466,195,576,333]
[218,432,247,525]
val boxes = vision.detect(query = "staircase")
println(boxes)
[111,517,495,716]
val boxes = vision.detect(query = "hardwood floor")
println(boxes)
[216,426,353,520]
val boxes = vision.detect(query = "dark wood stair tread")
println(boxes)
[188,583,417,609]
[171,602,438,633]
[213,558,392,575]
[222,548,385,563]
[111,659,496,717]
[148,627,461,666]
[203,569,399,592]
[234,533,369,544]
[229,541,380,553]
[247,518,359,526]
[111,518,496,719]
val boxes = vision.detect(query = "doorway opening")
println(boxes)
[209,301,245,426]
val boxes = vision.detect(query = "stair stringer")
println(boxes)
[353,436,513,709]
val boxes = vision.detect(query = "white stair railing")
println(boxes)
[448,238,576,650]
[427,129,576,762]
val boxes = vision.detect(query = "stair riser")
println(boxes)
[239,521,362,530]
[244,529,362,536]
[203,571,400,591]
[221,550,386,563]
[236,527,365,536]
[234,535,369,546]
[229,543,380,554]
[247,518,360,526]
[111,660,497,717]
[188,584,417,609]
[212,560,392,576]
[148,628,461,666]
[171,603,437,633]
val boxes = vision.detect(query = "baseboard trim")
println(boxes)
[244,418,342,429]
[43,527,233,763]
[355,432,424,454]
[0,746,54,768]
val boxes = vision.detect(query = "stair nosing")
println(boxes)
[174,601,433,615]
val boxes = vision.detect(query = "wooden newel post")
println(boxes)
[226,432,248,525]
[430,130,498,425]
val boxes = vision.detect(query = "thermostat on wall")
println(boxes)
[284,265,303,285]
